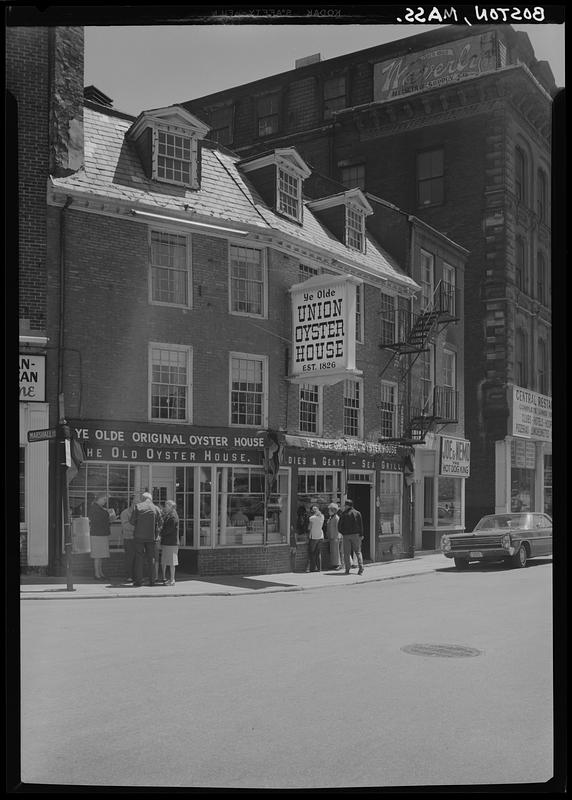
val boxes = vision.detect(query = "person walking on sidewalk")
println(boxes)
[307,505,325,572]
[339,498,364,575]
[130,492,163,586]
[325,503,342,569]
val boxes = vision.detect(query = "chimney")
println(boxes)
[295,53,321,69]
[49,27,85,177]
[84,85,114,107]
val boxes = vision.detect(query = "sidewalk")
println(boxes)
[20,552,448,600]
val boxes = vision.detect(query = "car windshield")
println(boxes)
[474,514,534,531]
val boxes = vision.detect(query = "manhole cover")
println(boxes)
[401,643,482,658]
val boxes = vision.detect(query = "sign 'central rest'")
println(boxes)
[289,273,363,386]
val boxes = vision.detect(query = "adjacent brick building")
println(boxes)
[185,23,555,532]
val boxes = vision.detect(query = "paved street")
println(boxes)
[18,559,554,790]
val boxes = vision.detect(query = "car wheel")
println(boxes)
[509,544,528,568]
[454,557,469,570]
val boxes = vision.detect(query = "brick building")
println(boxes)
[14,26,468,576]
[9,27,85,572]
[185,23,555,531]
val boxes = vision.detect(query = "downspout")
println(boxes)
[57,196,73,405]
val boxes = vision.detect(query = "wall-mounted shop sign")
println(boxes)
[439,436,471,477]
[284,434,405,470]
[289,274,362,386]
[373,32,499,102]
[19,354,46,402]
[509,386,552,442]
[67,420,265,465]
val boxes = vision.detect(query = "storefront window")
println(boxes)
[296,469,342,541]
[214,466,288,546]
[378,473,402,534]
[69,464,151,549]
[543,454,552,517]
[510,439,536,512]
[437,477,462,527]
[176,467,195,547]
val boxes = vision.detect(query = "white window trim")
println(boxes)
[148,342,193,424]
[275,163,303,223]
[442,347,457,390]
[420,248,435,309]
[355,283,364,344]
[228,242,268,319]
[343,377,364,439]
[379,380,398,439]
[229,352,269,429]
[380,291,398,344]
[152,123,199,189]
[345,202,366,253]
[148,226,192,309]
[298,383,323,436]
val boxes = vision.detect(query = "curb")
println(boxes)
[20,562,441,600]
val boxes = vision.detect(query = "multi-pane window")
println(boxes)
[69,463,150,549]
[417,148,444,207]
[156,129,192,185]
[515,146,526,203]
[150,230,189,306]
[355,283,363,343]
[537,339,548,395]
[515,236,526,292]
[346,204,365,252]
[299,262,319,281]
[343,379,362,438]
[277,167,301,221]
[380,292,396,344]
[323,76,347,119]
[257,94,279,137]
[420,249,435,309]
[442,262,456,316]
[515,329,528,387]
[230,355,266,427]
[537,252,547,305]
[340,164,365,191]
[537,169,548,223]
[443,349,456,389]
[150,344,190,421]
[230,245,265,316]
[420,348,433,410]
[299,384,320,434]
[379,382,397,439]
[209,105,233,145]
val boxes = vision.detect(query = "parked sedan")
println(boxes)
[441,512,552,569]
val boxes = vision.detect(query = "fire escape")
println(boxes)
[378,281,460,445]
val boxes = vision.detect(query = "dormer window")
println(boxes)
[277,166,302,221]
[307,189,372,254]
[156,128,193,185]
[346,203,365,252]
[127,106,209,190]
[238,147,311,224]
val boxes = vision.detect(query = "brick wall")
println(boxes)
[7,27,50,333]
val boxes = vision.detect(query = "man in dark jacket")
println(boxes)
[338,498,364,575]
[130,492,163,586]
